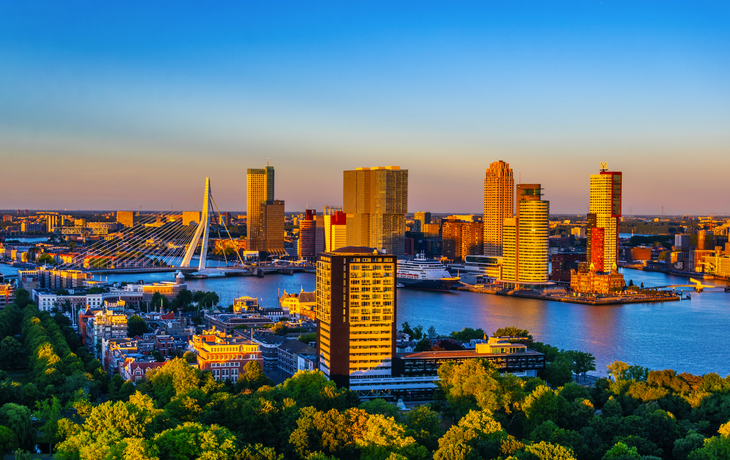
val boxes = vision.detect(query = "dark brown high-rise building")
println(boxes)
[316,247,397,388]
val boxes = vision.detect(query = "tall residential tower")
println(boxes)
[483,161,514,257]
[502,185,549,283]
[587,165,622,272]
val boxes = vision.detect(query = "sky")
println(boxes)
[1,1,728,215]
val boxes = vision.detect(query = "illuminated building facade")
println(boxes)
[501,185,549,283]
[117,211,134,228]
[587,166,622,272]
[442,220,484,261]
[324,211,347,253]
[316,247,397,388]
[343,166,408,256]
[247,163,275,252]
[570,268,625,294]
[190,328,263,381]
[182,211,201,226]
[483,160,514,257]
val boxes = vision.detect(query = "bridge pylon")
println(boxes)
[180,178,212,270]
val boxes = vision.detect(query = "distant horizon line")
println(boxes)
[0,209,725,219]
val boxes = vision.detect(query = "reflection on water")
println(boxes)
[1,263,728,376]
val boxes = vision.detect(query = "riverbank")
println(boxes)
[457,285,681,305]
[621,264,730,282]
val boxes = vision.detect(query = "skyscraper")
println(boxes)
[502,185,549,283]
[587,165,622,272]
[343,166,408,256]
[259,200,286,256]
[298,210,317,260]
[316,247,397,388]
[483,161,514,256]
[247,162,275,252]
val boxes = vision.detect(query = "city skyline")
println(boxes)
[2,2,729,214]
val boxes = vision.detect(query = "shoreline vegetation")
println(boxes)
[1,297,729,460]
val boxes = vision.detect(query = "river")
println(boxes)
[1,263,728,378]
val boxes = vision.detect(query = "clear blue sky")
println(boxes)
[1,1,728,215]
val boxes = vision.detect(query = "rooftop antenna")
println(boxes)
[267,158,269,167]
[600,162,608,172]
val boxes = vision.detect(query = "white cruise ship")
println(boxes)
[397,253,460,291]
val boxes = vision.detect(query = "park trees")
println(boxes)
[0,336,25,370]
[128,315,149,338]
[235,361,273,393]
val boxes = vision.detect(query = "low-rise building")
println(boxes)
[248,332,285,371]
[277,339,317,378]
[0,284,15,308]
[233,296,259,313]
[203,313,274,335]
[87,306,128,355]
[189,328,263,381]
[570,267,625,294]
[279,290,316,320]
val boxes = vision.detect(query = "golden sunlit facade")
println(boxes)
[483,160,514,257]
[247,165,275,252]
[588,168,622,272]
[501,186,549,283]
[343,167,408,256]
[316,247,396,388]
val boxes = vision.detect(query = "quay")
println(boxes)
[456,285,681,305]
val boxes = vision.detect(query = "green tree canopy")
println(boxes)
[128,315,149,338]
[0,336,25,370]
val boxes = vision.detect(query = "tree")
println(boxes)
[601,442,641,460]
[298,333,317,345]
[493,326,531,339]
[427,326,438,339]
[150,292,167,312]
[608,361,631,381]
[0,337,24,370]
[356,413,429,460]
[400,322,414,338]
[0,403,34,450]
[154,422,237,460]
[128,315,149,338]
[173,289,194,311]
[414,338,432,352]
[14,289,30,309]
[566,351,596,380]
[0,426,18,457]
[412,325,425,341]
[235,361,273,392]
[37,253,55,265]
[433,410,507,460]
[359,398,401,421]
[521,441,577,460]
[522,385,571,434]
[449,327,486,342]
[36,396,62,452]
[405,405,443,452]
[183,351,198,364]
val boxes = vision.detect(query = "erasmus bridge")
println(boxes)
[59,178,256,279]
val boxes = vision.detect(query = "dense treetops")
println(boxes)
[2,299,730,459]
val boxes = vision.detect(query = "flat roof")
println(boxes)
[397,349,543,360]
